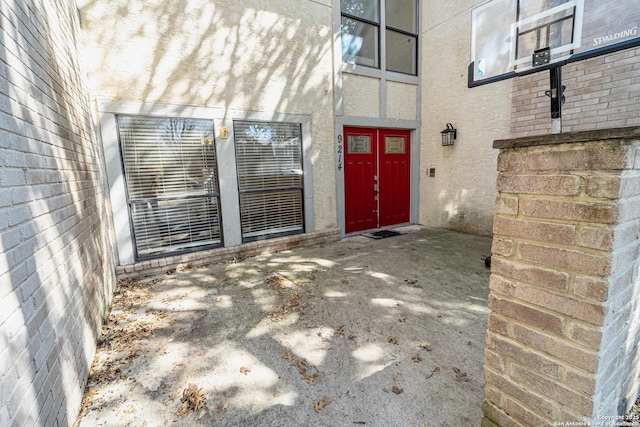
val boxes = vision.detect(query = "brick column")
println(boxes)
[482,127,640,426]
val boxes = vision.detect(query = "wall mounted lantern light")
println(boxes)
[441,123,457,146]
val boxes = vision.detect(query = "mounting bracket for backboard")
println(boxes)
[533,48,551,67]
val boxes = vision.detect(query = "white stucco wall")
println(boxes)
[420,1,512,236]
[386,81,418,121]
[78,0,337,232]
[342,73,382,118]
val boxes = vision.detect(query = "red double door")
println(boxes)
[344,127,411,234]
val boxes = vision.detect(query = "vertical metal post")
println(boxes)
[550,66,562,134]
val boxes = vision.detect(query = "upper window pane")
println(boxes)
[341,0,380,22]
[386,0,417,33]
[342,17,380,68]
[234,121,303,192]
[386,30,417,75]
[117,116,218,199]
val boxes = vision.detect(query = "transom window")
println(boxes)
[341,0,418,75]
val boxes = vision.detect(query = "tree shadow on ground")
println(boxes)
[76,229,491,426]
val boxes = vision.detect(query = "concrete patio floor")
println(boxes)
[74,226,493,427]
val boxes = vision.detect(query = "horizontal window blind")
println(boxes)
[234,120,304,241]
[117,115,222,258]
[130,198,221,256]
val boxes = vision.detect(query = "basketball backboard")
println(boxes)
[469,0,640,87]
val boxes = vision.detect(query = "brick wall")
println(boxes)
[511,48,640,137]
[0,1,116,426]
[483,128,640,425]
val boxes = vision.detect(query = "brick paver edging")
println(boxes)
[116,228,342,279]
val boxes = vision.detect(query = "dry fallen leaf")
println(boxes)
[426,365,441,379]
[213,401,230,412]
[398,317,407,323]
[419,343,432,351]
[240,366,251,375]
[387,335,398,345]
[467,341,472,346]
[179,264,194,271]
[296,358,320,385]
[314,397,332,414]
[409,419,416,425]
[392,386,404,394]
[453,367,469,382]
[177,383,207,418]
[411,353,422,363]
[284,348,294,362]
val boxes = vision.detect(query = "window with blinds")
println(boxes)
[234,120,304,241]
[117,115,222,259]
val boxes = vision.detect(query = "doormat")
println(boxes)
[364,230,404,239]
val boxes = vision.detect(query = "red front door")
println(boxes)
[344,127,378,233]
[344,127,410,233]
[379,128,411,227]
